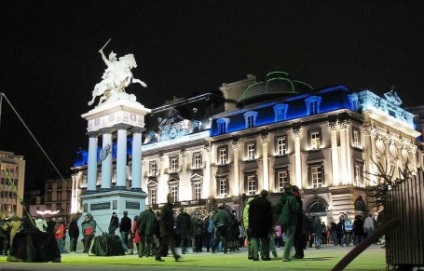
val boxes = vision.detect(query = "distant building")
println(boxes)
[0,151,25,217]
[71,70,423,223]
[43,178,72,220]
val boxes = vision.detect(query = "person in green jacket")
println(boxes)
[242,197,254,260]
[212,205,231,254]
[137,207,158,258]
[277,183,299,262]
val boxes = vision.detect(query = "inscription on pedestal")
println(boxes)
[126,201,140,209]
[91,202,111,211]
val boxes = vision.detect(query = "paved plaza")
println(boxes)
[0,244,386,271]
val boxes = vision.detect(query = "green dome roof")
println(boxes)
[237,70,312,107]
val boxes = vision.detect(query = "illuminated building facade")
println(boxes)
[0,151,25,217]
[72,71,423,223]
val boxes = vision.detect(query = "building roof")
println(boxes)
[237,70,313,107]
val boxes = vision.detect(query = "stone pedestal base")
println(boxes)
[80,190,147,235]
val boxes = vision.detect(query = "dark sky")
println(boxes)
[1,1,424,189]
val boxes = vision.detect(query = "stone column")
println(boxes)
[204,146,212,198]
[293,127,302,188]
[339,121,348,185]
[101,130,113,191]
[232,140,239,195]
[330,122,340,186]
[116,125,128,190]
[261,134,269,191]
[370,129,378,184]
[131,128,143,191]
[87,132,98,193]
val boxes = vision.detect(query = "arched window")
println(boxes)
[308,201,327,215]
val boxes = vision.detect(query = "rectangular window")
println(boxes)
[57,181,62,189]
[311,165,323,188]
[170,185,179,202]
[193,182,202,200]
[149,188,157,205]
[57,192,62,201]
[193,153,202,169]
[353,129,360,148]
[218,147,227,165]
[310,131,321,150]
[276,169,288,192]
[218,178,228,197]
[247,175,256,195]
[276,136,287,155]
[149,161,157,176]
[247,143,255,160]
[354,164,363,187]
[170,157,178,173]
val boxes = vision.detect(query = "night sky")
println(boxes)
[1,1,424,189]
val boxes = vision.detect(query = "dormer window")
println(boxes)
[273,104,289,122]
[348,94,359,111]
[217,118,230,134]
[244,111,258,128]
[305,96,322,115]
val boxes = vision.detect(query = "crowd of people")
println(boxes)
[0,186,381,262]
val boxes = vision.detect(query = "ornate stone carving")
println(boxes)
[260,134,268,143]
[88,40,147,107]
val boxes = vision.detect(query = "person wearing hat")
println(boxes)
[278,183,299,262]
[248,190,273,261]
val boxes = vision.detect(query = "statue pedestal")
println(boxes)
[79,98,151,233]
[80,190,147,234]
[82,98,151,133]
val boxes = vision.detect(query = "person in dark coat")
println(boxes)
[119,211,132,253]
[176,207,192,254]
[353,215,364,245]
[292,185,305,259]
[155,193,180,262]
[138,207,158,257]
[248,190,273,261]
[68,214,80,252]
[46,217,57,235]
[192,212,204,252]
[301,212,311,249]
[108,212,119,235]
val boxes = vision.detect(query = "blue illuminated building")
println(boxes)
[71,70,422,223]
